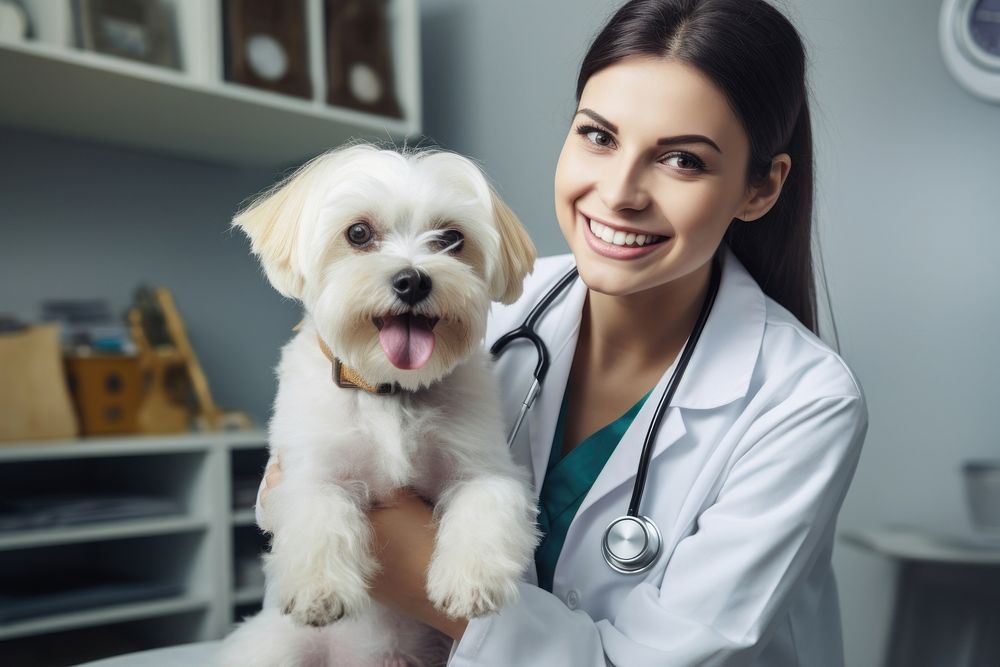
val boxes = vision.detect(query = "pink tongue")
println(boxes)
[378,315,436,369]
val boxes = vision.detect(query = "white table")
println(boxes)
[842,524,1000,667]
[76,640,220,666]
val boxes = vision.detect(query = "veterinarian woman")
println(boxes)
[259,0,868,664]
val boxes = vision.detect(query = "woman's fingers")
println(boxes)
[260,452,283,506]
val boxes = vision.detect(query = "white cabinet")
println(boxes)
[0,430,270,665]
[0,0,422,167]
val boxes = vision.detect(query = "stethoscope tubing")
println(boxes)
[627,252,722,516]
[490,266,579,448]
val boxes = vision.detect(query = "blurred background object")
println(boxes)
[939,0,1000,104]
[72,0,182,70]
[0,323,80,442]
[964,461,1000,531]
[222,0,311,99]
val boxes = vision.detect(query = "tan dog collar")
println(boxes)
[295,320,400,395]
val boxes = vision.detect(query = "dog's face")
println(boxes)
[233,144,536,391]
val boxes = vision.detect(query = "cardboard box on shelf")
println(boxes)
[0,324,79,442]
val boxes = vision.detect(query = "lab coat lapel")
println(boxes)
[526,274,588,499]
[573,374,689,522]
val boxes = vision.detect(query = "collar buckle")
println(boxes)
[333,358,399,396]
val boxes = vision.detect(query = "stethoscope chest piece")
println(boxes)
[602,515,662,574]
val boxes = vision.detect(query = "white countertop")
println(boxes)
[841,524,1000,564]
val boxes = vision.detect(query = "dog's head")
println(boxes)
[233,143,536,391]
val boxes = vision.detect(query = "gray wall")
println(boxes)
[2,1,998,665]
[790,1,1000,664]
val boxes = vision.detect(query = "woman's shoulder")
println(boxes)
[755,292,866,408]
[711,244,865,414]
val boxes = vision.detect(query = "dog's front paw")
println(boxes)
[426,545,521,619]
[280,583,350,627]
[266,552,371,627]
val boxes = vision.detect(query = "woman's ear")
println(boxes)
[232,155,327,299]
[740,153,792,222]
[488,189,536,305]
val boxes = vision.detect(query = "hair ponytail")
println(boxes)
[724,99,816,333]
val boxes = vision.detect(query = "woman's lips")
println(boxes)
[579,211,670,260]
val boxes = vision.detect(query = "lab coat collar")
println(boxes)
[668,244,766,410]
[525,244,766,502]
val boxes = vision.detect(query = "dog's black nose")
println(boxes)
[391,268,432,305]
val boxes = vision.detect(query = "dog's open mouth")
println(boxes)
[373,314,440,370]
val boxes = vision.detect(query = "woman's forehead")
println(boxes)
[578,56,746,152]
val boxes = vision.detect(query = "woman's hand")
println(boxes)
[368,489,468,640]
[256,459,468,641]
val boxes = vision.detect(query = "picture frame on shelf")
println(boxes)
[72,0,182,70]
[222,0,312,100]
[324,0,402,118]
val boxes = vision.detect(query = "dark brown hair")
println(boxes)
[578,0,818,333]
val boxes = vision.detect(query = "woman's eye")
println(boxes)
[346,221,375,247]
[576,124,615,149]
[433,229,464,253]
[586,129,613,147]
[662,152,706,172]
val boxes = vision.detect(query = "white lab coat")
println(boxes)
[446,245,868,666]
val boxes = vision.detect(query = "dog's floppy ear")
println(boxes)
[488,189,536,305]
[232,155,327,299]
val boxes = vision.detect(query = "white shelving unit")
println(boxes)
[0,0,422,167]
[0,430,270,665]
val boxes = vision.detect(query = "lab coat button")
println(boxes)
[565,589,581,609]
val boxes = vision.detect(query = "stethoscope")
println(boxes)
[489,249,723,575]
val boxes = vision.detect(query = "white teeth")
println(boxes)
[588,218,664,247]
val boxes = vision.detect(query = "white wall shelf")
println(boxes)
[0,430,263,461]
[0,594,211,642]
[0,430,270,662]
[0,0,422,168]
[231,509,255,526]
[0,514,206,551]
[232,585,265,606]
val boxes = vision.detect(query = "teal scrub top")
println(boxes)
[534,385,653,592]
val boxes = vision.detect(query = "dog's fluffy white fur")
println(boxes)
[217,144,541,667]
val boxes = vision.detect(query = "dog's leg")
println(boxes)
[425,473,540,619]
[265,481,377,627]
[215,607,328,667]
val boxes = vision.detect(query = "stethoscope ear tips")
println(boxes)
[602,515,662,574]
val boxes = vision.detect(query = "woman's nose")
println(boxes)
[598,157,650,212]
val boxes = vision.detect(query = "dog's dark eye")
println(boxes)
[433,229,464,253]
[347,222,374,247]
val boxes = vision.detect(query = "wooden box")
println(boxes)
[65,354,143,435]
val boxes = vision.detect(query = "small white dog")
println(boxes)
[217,143,541,667]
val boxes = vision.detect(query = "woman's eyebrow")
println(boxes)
[575,108,723,154]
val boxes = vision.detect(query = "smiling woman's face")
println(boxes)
[555,56,755,297]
